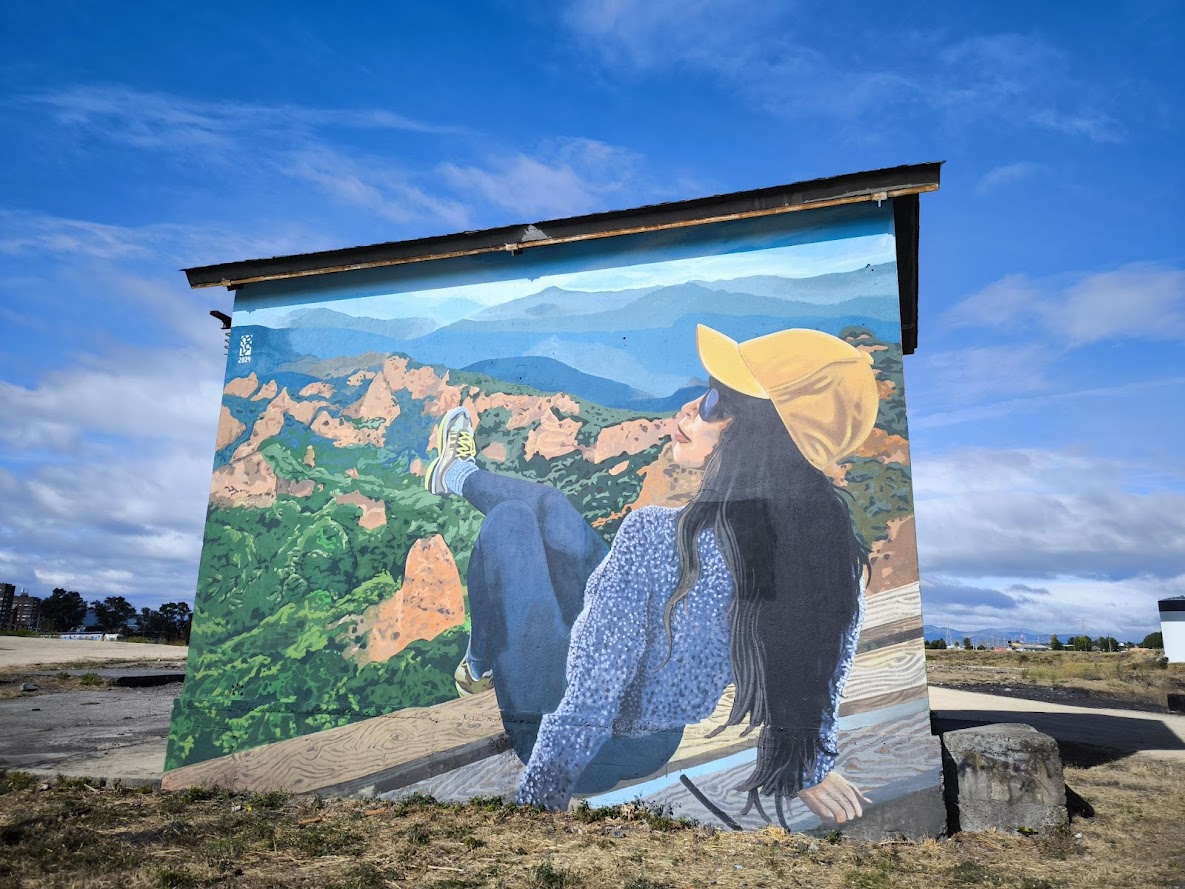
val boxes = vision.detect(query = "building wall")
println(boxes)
[166,202,944,834]
[0,582,14,629]
[1161,598,1185,663]
[8,594,41,631]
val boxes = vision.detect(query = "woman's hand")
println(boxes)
[797,772,870,825]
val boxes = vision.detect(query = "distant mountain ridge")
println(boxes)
[284,307,436,340]
[464,356,701,413]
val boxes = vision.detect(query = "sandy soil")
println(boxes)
[0,636,188,669]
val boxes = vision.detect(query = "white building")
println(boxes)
[1160,597,1185,663]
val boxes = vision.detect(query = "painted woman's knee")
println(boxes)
[478,501,541,549]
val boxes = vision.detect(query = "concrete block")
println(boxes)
[941,723,1067,833]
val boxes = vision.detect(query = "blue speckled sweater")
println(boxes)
[516,505,863,809]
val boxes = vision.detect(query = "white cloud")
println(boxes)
[563,0,773,69]
[0,208,312,266]
[0,445,215,605]
[942,263,1185,344]
[0,343,224,454]
[1060,264,1185,345]
[920,572,1179,640]
[921,343,1053,401]
[975,161,1042,195]
[285,146,472,229]
[911,374,1185,430]
[913,447,1185,582]
[562,9,1124,141]
[440,138,645,218]
[25,84,461,155]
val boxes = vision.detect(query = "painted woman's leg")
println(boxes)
[465,499,575,761]
[461,469,608,626]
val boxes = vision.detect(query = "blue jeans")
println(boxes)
[461,469,683,794]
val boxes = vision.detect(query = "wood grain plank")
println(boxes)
[162,690,504,793]
[165,582,930,794]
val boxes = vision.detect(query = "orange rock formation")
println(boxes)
[215,406,245,451]
[334,491,387,530]
[300,382,335,398]
[250,379,278,401]
[590,418,673,464]
[866,516,919,595]
[223,373,259,399]
[337,534,466,666]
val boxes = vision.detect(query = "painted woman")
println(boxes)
[424,324,878,826]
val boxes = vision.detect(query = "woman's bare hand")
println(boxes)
[796,772,871,825]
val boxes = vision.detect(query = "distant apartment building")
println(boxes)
[0,582,14,628]
[5,592,41,631]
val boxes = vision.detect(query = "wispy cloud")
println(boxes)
[943,263,1185,345]
[976,161,1042,195]
[440,138,645,218]
[562,5,1125,141]
[12,85,661,245]
[0,208,311,265]
[24,84,463,154]
[285,146,472,229]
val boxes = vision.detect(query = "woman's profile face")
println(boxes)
[671,389,732,469]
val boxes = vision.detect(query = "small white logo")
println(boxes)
[237,334,253,364]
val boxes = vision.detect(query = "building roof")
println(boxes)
[185,162,941,354]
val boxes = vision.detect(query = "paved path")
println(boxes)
[0,636,188,669]
[929,686,1185,762]
[2,683,1181,786]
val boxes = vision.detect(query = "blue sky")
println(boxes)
[0,1,1181,639]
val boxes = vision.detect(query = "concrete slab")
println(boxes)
[0,636,188,669]
[0,684,181,784]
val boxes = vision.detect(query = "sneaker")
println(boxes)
[425,406,476,495]
[454,658,493,696]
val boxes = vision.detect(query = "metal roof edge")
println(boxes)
[184,162,942,289]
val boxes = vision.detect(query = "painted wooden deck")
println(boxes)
[162,581,931,802]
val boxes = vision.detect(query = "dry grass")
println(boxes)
[2,748,1183,889]
[0,670,120,700]
[927,649,1184,711]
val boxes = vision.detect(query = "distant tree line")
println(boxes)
[925,632,1165,652]
[38,588,191,641]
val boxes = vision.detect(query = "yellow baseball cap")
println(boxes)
[695,324,880,470]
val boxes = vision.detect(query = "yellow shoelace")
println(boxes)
[453,431,477,459]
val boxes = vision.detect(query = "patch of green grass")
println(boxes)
[531,860,576,888]
[155,866,198,888]
[280,822,365,858]
[327,861,401,888]
[949,861,1056,887]
[79,672,104,686]
[0,770,37,794]
[466,794,505,811]
[843,868,895,889]
[405,823,432,845]
[249,789,289,809]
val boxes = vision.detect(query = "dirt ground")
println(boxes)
[925,648,1185,713]
[2,745,1183,889]
[0,636,188,670]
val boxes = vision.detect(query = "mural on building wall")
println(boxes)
[166,204,941,832]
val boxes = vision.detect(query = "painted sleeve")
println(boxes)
[515,510,654,810]
[803,593,865,790]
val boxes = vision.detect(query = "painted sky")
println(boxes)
[1,1,1182,639]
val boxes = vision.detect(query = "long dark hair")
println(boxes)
[667,381,868,826]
